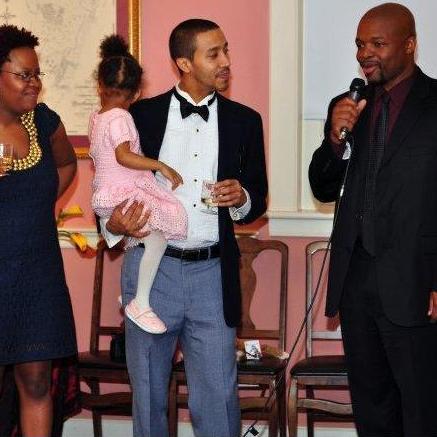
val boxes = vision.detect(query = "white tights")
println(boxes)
[134,231,167,310]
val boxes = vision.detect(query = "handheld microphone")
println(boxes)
[339,78,366,141]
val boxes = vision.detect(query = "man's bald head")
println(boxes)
[360,3,416,40]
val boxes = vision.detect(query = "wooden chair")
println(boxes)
[168,237,289,437]
[77,239,131,437]
[287,240,353,437]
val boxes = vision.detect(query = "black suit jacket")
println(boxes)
[129,89,268,327]
[309,68,437,326]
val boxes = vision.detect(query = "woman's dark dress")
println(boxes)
[0,103,77,365]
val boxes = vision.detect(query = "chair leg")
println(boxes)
[287,377,298,437]
[92,411,103,437]
[277,374,286,437]
[306,387,315,437]
[267,380,279,437]
[88,380,102,437]
[268,401,278,437]
[307,412,315,437]
[168,375,178,437]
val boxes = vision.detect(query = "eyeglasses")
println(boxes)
[0,70,46,82]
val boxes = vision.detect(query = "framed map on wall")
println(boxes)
[0,0,116,135]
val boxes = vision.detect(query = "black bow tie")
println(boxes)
[173,89,216,122]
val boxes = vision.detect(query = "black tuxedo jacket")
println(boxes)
[129,89,268,327]
[309,68,437,326]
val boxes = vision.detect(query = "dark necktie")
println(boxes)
[361,92,390,254]
[173,89,216,122]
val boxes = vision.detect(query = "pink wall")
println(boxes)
[60,0,350,427]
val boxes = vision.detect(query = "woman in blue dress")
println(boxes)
[0,25,77,436]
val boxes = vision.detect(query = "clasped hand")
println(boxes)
[211,179,246,208]
[329,97,367,145]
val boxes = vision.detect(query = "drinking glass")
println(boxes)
[0,143,13,177]
[200,179,218,214]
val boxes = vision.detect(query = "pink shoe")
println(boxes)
[124,300,167,334]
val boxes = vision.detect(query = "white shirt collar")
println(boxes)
[175,83,216,106]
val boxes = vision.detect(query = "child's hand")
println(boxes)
[159,163,183,190]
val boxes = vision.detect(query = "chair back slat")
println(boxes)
[237,237,289,352]
[305,240,333,357]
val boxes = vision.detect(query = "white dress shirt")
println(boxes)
[101,84,251,248]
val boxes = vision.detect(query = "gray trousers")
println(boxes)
[122,246,240,437]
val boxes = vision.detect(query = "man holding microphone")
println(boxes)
[309,3,437,436]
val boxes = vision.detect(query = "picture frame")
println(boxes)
[128,0,141,63]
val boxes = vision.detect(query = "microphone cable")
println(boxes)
[242,135,355,437]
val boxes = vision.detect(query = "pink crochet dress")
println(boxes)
[89,108,187,247]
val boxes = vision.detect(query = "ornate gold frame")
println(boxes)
[128,0,141,62]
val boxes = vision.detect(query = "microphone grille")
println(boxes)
[350,78,366,92]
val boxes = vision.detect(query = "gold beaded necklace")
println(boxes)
[12,110,42,171]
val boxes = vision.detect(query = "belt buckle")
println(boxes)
[195,247,209,261]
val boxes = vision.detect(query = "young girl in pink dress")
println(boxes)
[89,35,187,334]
